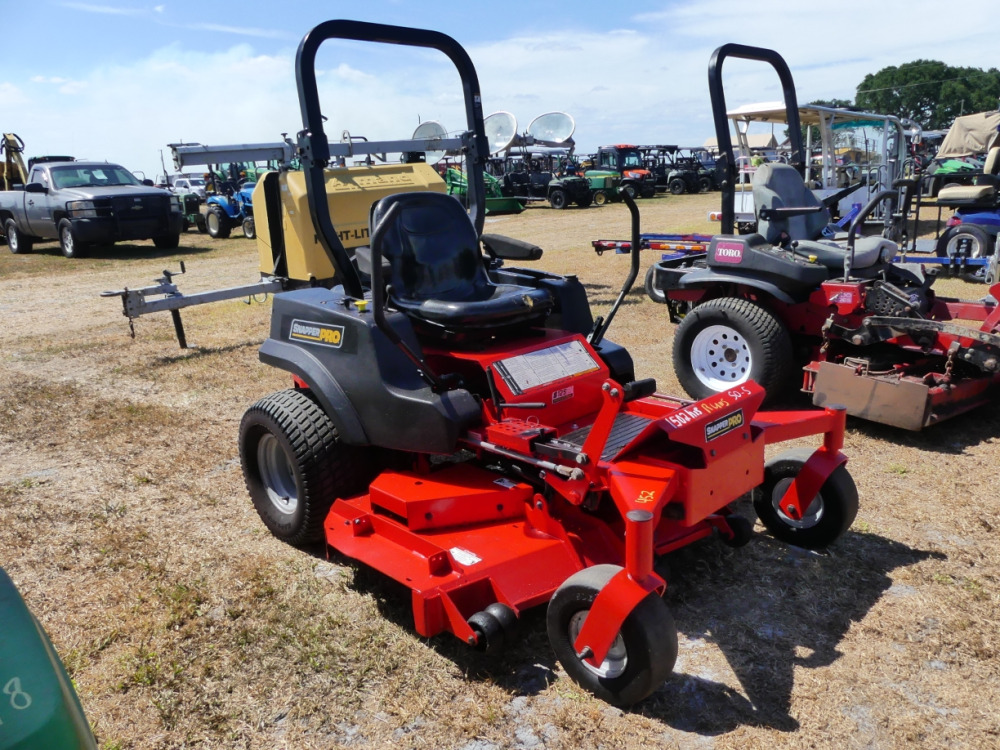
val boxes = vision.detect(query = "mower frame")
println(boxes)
[652,43,1000,430]
[238,21,860,707]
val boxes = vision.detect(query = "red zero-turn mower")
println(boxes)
[652,44,1000,430]
[237,21,859,707]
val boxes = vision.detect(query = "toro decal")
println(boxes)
[705,410,744,441]
[713,241,744,264]
[289,319,345,349]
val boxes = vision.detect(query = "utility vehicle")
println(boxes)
[592,145,657,199]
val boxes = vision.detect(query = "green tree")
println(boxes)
[855,61,1000,129]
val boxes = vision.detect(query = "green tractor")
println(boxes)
[443,164,524,214]
[578,162,622,205]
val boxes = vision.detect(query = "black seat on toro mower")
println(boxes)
[370,192,554,334]
[753,163,894,270]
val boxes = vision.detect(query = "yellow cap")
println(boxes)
[355,299,369,312]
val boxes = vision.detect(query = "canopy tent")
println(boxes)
[936,111,1000,158]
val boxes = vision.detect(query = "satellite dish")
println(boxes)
[484,111,517,154]
[411,120,448,164]
[527,112,575,146]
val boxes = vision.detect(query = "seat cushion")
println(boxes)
[794,235,892,270]
[394,284,553,328]
[937,183,996,204]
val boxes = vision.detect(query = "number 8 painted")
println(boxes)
[3,677,32,710]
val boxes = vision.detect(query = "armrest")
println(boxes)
[480,233,543,261]
[758,205,825,220]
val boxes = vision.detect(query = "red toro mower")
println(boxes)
[652,44,1000,430]
[238,21,859,707]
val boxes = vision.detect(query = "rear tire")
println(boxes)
[547,565,677,707]
[58,219,87,258]
[672,297,792,403]
[753,448,859,549]
[937,224,992,258]
[205,205,232,239]
[668,177,686,195]
[5,219,32,254]
[239,389,374,547]
[593,189,609,206]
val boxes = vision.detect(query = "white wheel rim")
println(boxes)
[690,324,752,390]
[568,610,627,679]
[771,477,824,528]
[257,433,298,515]
[946,231,986,258]
[62,229,73,255]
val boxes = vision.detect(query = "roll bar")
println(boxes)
[295,20,489,299]
[708,44,803,235]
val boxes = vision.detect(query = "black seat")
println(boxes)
[369,192,553,335]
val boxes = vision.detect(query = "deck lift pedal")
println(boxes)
[230,20,862,707]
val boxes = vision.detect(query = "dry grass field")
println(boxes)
[1,192,998,749]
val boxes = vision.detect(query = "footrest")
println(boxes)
[541,413,653,462]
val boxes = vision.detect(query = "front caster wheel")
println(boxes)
[644,265,666,303]
[753,448,859,549]
[547,565,677,707]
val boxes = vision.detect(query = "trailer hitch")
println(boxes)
[101,261,284,349]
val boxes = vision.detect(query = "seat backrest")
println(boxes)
[983,146,1000,176]
[752,162,831,243]
[369,192,490,303]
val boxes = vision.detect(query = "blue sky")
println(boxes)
[2,0,996,179]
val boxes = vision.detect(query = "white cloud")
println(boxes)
[185,22,297,41]
[7,5,1000,181]
[59,2,144,16]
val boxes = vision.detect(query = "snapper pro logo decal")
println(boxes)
[713,241,744,264]
[289,319,345,349]
[704,409,744,441]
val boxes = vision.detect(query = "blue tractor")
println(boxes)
[203,163,256,239]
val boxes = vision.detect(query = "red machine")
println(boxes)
[238,21,859,707]
[652,44,1000,430]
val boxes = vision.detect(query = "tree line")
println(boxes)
[853,61,1000,130]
